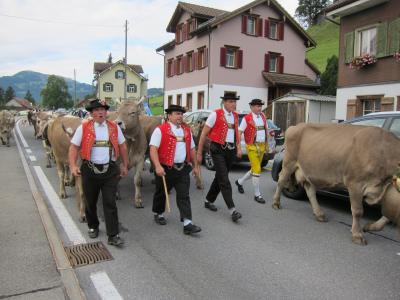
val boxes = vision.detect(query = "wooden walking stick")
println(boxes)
[162,175,171,213]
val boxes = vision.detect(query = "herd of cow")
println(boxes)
[1,102,400,246]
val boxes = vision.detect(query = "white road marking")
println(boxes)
[33,166,87,245]
[397,253,400,256]
[26,149,32,154]
[16,120,29,148]
[90,271,123,300]
[29,155,37,161]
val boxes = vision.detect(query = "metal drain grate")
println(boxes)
[64,241,113,268]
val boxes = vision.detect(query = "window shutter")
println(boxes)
[103,83,106,91]
[182,56,187,73]
[242,15,248,33]
[279,22,284,40]
[346,99,357,120]
[166,62,170,77]
[182,25,186,42]
[204,48,209,67]
[220,47,227,66]
[110,83,113,92]
[389,18,400,55]
[278,56,284,73]
[264,53,270,71]
[187,23,191,39]
[172,59,176,76]
[382,97,395,111]
[256,18,263,37]
[193,53,197,71]
[197,52,201,69]
[237,50,243,69]
[115,71,118,79]
[344,31,354,63]
[376,22,388,58]
[264,19,270,38]
[175,26,179,43]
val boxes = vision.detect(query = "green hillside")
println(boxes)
[306,19,340,72]
[149,95,164,115]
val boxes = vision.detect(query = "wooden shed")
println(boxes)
[272,93,336,133]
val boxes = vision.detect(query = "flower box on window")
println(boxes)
[349,53,377,70]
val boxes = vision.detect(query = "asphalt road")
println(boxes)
[16,121,400,300]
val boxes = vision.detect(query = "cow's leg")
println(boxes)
[134,160,144,208]
[303,181,326,222]
[348,189,367,245]
[363,216,389,232]
[42,140,52,168]
[56,161,67,198]
[74,175,86,222]
[272,162,296,209]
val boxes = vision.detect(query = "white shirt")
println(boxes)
[239,113,266,143]
[149,122,195,164]
[71,121,125,164]
[205,107,235,143]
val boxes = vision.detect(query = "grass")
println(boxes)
[148,95,164,115]
[306,19,340,73]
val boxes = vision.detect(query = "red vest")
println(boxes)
[80,120,120,161]
[243,112,268,145]
[208,109,240,145]
[158,122,192,167]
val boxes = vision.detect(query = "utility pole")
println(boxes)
[74,68,77,105]
[124,20,128,100]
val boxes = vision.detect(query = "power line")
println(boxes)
[0,12,122,28]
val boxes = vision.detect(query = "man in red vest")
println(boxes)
[235,99,268,204]
[150,104,201,235]
[197,92,242,222]
[69,99,128,247]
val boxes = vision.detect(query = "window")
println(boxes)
[176,56,183,75]
[186,93,192,111]
[269,22,278,39]
[167,59,174,77]
[115,70,125,79]
[264,53,284,73]
[269,56,278,72]
[177,94,182,106]
[197,91,204,109]
[188,19,197,33]
[176,24,183,44]
[197,47,208,69]
[103,82,113,92]
[357,27,377,56]
[187,52,194,72]
[389,118,400,138]
[226,48,235,68]
[168,95,173,106]
[127,84,137,93]
[247,16,256,35]
[350,118,385,127]
[220,46,243,69]
[363,99,381,115]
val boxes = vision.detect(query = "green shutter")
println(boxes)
[344,31,354,63]
[376,22,388,58]
[388,18,400,55]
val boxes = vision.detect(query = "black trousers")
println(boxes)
[81,161,120,236]
[152,164,192,221]
[206,142,236,209]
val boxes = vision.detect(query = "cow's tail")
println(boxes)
[61,123,75,139]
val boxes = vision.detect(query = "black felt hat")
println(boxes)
[249,98,265,106]
[85,99,110,112]
[165,104,186,114]
[220,91,240,100]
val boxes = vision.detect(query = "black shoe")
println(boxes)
[235,180,244,194]
[204,201,217,211]
[108,235,124,247]
[88,228,99,239]
[183,223,202,235]
[254,195,266,204]
[154,214,167,225]
[231,210,242,222]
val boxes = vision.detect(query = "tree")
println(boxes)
[295,0,331,28]
[0,87,4,105]
[5,86,16,102]
[41,75,73,109]
[320,55,338,95]
[25,90,36,105]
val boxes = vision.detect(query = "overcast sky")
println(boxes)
[0,0,299,88]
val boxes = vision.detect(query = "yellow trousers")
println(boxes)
[246,143,266,175]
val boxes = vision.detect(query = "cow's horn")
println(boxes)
[137,96,146,104]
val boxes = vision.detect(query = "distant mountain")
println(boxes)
[0,70,95,103]
[148,88,163,97]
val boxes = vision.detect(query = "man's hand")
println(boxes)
[120,165,128,177]
[196,152,202,164]
[155,165,166,177]
[71,165,81,177]
[236,147,242,159]
[192,165,200,178]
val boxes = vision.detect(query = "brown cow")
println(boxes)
[47,115,86,222]
[0,110,15,147]
[273,123,400,245]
